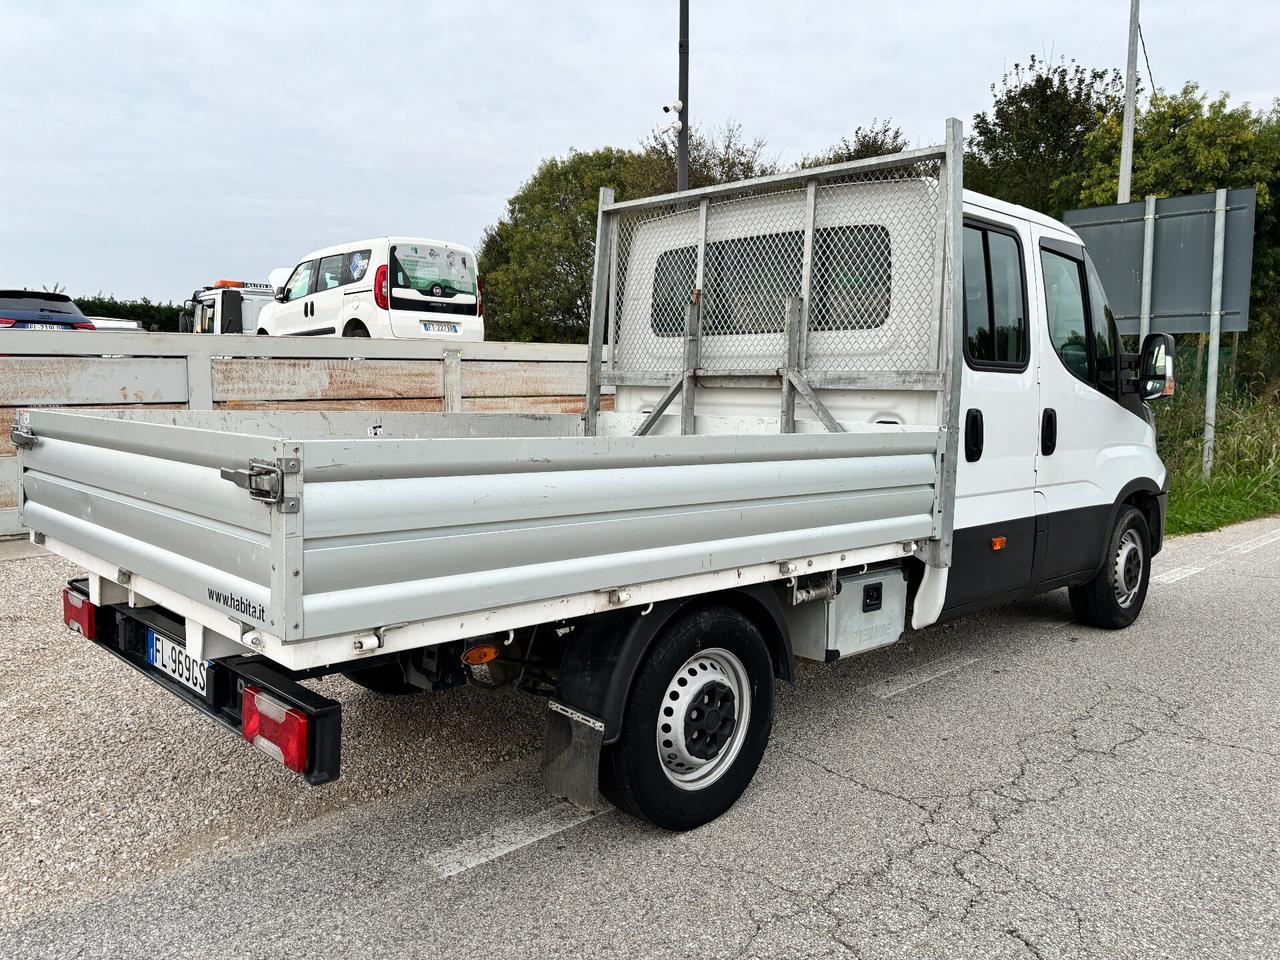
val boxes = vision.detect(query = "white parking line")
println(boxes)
[1151,525,1280,585]
[1151,565,1205,585]
[1232,528,1280,555]
[430,803,605,879]
[863,652,982,699]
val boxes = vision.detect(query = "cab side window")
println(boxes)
[284,260,315,302]
[317,254,344,291]
[1086,259,1119,396]
[963,223,1027,369]
[1040,250,1092,384]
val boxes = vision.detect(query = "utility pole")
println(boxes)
[1118,0,1140,203]
[677,0,689,192]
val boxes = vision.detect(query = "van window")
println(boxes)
[346,249,372,284]
[963,224,1027,368]
[316,254,344,291]
[392,244,477,298]
[653,247,697,336]
[649,225,891,336]
[283,261,315,302]
[1041,250,1091,383]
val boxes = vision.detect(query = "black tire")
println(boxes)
[1068,505,1152,629]
[600,604,774,831]
[341,662,423,696]
[343,322,370,338]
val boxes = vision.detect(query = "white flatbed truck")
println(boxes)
[12,121,1176,829]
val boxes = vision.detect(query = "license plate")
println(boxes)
[422,321,459,334]
[27,323,62,330]
[147,629,208,697]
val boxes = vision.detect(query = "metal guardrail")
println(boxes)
[0,330,597,535]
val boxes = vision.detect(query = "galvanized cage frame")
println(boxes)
[584,119,964,565]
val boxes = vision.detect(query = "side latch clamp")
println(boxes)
[220,458,300,512]
[10,424,36,450]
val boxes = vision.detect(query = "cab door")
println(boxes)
[1032,235,1154,587]
[945,217,1040,614]
[309,253,347,335]
[272,260,317,335]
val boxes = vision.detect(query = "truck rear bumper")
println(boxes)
[65,578,342,785]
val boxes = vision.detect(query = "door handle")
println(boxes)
[964,408,984,462]
[1041,408,1057,456]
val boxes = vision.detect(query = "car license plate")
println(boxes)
[422,321,459,334]
[27,323,61,330]
[147,629,208,697]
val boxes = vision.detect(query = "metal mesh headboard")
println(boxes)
[584,121,962,426]
[582,119,964,563]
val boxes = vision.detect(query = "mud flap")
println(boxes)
[542,701,606,811]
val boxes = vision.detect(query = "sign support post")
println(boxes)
[1203,188,1227,476]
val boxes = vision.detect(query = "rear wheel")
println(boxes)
[1068,505,1151,629]
[341,662,422,696]
[600,604,774,831]
[343,321,370,338]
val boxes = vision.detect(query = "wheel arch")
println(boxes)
[1099,476,1167,574]
[552,585,794,746]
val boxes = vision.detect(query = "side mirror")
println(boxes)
[1139,332,1175,401]
[274,286,287,303]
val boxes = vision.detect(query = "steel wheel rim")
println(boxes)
[1113,528,1144,608]
[655,647,751,791]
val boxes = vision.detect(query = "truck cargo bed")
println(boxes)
[18,408,940,667]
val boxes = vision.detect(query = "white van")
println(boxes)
[257,237,484,340]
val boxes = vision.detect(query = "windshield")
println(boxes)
[391,244,476,298]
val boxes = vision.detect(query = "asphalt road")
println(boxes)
[2,517,1278,959]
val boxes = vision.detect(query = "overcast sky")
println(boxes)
[2,0,1276,304]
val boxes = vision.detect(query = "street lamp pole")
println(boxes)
[1118,0,1140,203]
[677,0,689,192]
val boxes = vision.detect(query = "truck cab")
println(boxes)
[944,192,1169,623]
[181,281,277,335]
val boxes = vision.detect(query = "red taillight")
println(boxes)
[73,321,96,330]
[242,686,309,773]
[476,275,484,317]
[63,586,97,640]
[374,264,389,310]
[0,317,16,327]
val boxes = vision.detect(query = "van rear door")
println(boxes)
[388,242,480,337]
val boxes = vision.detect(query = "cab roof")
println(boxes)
[963,190,1081,243]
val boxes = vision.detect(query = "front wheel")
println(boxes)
[1068,505,1151,629]
[600,605,774,831]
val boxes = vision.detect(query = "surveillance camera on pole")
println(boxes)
[662,100,683,115]
[659,119,683,137]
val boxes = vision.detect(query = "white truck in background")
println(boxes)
[181,280,277,335]
[13,121,1176,831]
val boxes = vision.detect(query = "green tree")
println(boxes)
[800,119,908,168]
[73,293,185,332]
[477,147,635,343]
[1077,85,1280,389]
[966,55,1126,218]
[478,125,777,343]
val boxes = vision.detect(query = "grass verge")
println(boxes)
[1155,389,1280,535]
